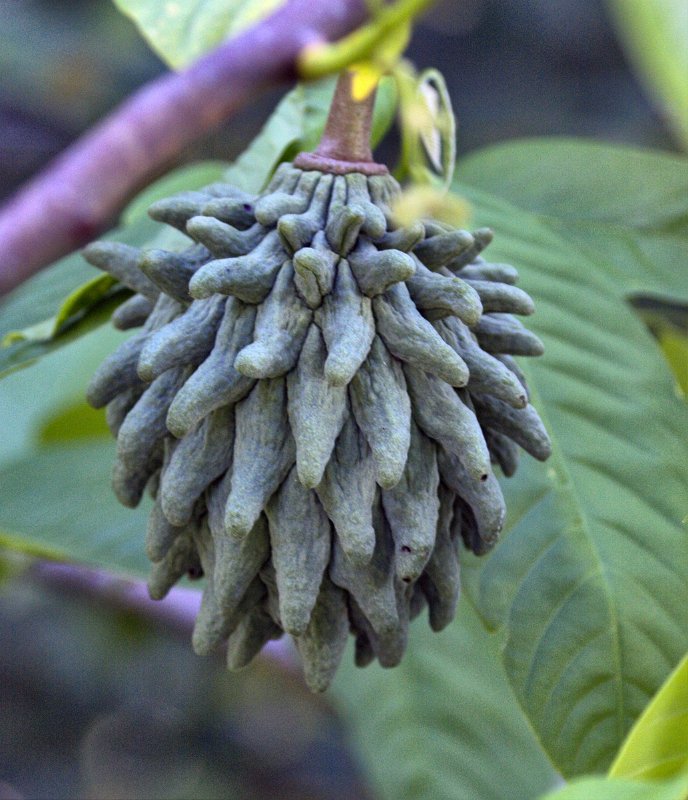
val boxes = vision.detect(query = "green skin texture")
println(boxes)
[83,163,551,692]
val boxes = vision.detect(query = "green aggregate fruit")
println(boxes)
[84,163,551,691]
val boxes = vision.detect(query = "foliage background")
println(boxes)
[0,2,686,799]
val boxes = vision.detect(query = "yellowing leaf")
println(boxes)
[376,16,412,65]
[348,18,411,101]
[610,652,688,781]
[418,68,456,186]
[417,80,442,170]
[394,64,457,188]
[629,295,688,400]
[38,401,110,444]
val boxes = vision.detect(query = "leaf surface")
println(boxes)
[455,140,688,776]
[113,0,286,68]
[0,325,150,576]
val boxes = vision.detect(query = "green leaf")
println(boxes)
[0,227,141,381]
[0,246,107,341]
[2,271,123,350]
[333,600,559,800]
[606,0,688,151]
[0,289,129,380]
[610,651,688,780]
[455,139,688,776]
[38,400,112,444]
[0,441,150,576]
[538,774,688,800]
[113,0,287,68]
[658,327,688,397]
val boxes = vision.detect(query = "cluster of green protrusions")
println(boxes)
[84,163,551,691]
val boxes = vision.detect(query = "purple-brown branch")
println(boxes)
[0,0,372,297]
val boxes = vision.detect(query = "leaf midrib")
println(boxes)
[501,253,628,762]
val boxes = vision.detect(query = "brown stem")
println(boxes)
[294,70,388,175]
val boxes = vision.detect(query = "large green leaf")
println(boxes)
[455,140,688,776]
[333,600,558,800]
[610,651,688,780]
[538,774,688,800]
[607,0,688,151]
[113,0,287,68]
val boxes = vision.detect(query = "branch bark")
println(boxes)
[0,0,372,297]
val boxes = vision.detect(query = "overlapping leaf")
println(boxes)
[458,139,688,298]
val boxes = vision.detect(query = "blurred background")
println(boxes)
[0,1,681,798]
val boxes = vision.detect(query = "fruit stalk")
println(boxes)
[295,71,389,175]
